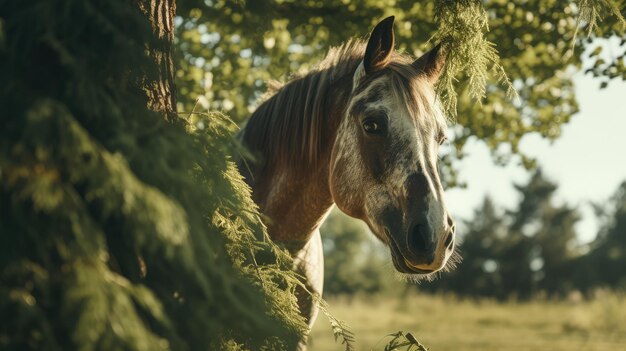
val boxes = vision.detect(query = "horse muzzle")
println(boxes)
[388,221,456,274]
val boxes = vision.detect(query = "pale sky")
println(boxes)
[445,67,626,244]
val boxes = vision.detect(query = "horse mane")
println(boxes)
[242,39,447,176]
[242,39,364,175]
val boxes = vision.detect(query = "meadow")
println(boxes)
[310,291,626,351]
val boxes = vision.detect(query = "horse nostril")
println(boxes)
[444,231,454,249]
[447,215,455,228]
[408,224,435,255]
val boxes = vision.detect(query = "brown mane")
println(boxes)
[242,40,363,175]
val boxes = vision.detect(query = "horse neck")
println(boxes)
[258,161,334,251]
[249,78,351,251]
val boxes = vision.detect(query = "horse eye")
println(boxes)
[438,135,448,145]
[363,118,386,135]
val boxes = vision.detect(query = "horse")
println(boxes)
[240,16,458,347]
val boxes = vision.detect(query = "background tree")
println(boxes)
[574,181,626,290]
[532,204,581,295]
[504,170,580,297]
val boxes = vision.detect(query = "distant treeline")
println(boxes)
[321,170,626,299]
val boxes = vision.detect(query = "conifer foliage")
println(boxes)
[0,1,306,350]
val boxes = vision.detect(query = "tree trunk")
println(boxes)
[136,0,177,119]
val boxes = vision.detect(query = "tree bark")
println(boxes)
[136,0,178,120]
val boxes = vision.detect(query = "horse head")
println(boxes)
[329,16,457,277]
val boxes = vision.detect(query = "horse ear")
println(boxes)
[363,16,395,74]
[412,43,447,84]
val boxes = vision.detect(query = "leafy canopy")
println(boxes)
[176,0,625,183]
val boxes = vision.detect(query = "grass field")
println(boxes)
[309,291,626,351]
